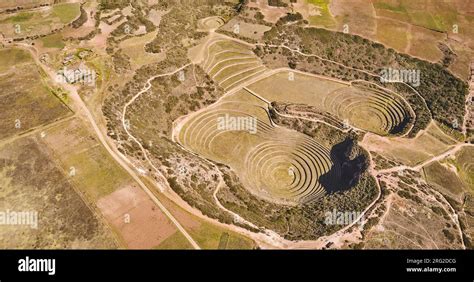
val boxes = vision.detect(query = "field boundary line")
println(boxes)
[0,115,76,147]
[18,44,201,250]
[121,63,201,249]
[255,43,432,119]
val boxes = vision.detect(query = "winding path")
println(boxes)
[17,43,201,250]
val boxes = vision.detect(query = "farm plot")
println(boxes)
[329,0,376,38]
[406,25,444,62]
[0,136,116,249]
[40,118,130,202]
[96,185,179,249]
[375,18,408,52]
[40,117,185,249]
[153,191,256,249]
[0,48,71,141]
[423,161,467,201]
[423,146,474,200]
[0,3,80,38]
[202,39,267,91]
[361,121,457,167]
[306,0,336,28]
[175,89,340,205]
[247,70,414,136]
[373,0,458,33]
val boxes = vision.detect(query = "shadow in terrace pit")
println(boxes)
[319,138,369,194]
[389,115,412,135]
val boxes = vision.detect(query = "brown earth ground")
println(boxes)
[97,184,178,249]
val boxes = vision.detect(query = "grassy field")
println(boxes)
[447,41,474,81]
[153,185,256,249]
[188,222,256,249]
[52,3,81,24]
[0,48,71,141]
[370,0,473,79]
[40,33,65,49]
[40,117,193,249]
[329,0,376,38]
[407,26,444,62]
[307,0,336,28]
[0,47,32,72]
[0,3,80,38]
[362,121,457,166]
[375,18,408,52]
[423,161,466,200]
[155,231,194,249]
[41,118,130,202]
[450,147,474,193]
[373,0,457,32]
[0,136,117,249]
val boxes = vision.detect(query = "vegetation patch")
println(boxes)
[0,48,71,141]
[0,137,116,249]
[256,25,468,135]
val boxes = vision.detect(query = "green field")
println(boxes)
[307,0,336,28]
[188,222,256,249]
[0,3,80,38]
[0,137,117,249]
[373,0,457,32]
[0,48,71,141]
[375,18,408,52]
[155,231,194,249]
[363,121,456,167]
[42,118,131,201]
[40,33,65,49]
[423,161,466,200]
[52,3,81,24]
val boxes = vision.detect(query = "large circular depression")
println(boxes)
[176,100,340,205]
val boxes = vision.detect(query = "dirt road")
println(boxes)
[18,44,201,250]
